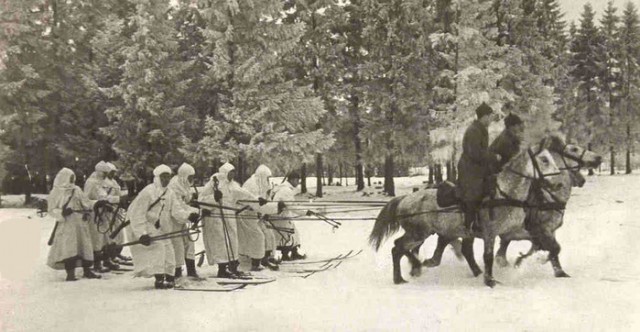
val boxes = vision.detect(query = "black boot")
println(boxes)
[281,248,292,261]
[93,251,110,273]
[185,259,201,279]
[164,274,175,289]
[175,267,183,279]
[229,260,249,277]
[261,251,279,271]
[103,257,120,271]
[217,263,234,278]
[83,260,102,279]
[250,258,264,272]
[64,258,77,281]
[291,246,307,260]
[154,274,165,289]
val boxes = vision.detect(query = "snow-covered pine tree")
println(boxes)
[568,4,608,175]
[183,0,334,182]
[599,1,623,174]
[359,0,436,196]
[618,2,640,174]
[98,0,191,182]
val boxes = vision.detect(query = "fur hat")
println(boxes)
[504,113,523,128]
[475,102,493,118]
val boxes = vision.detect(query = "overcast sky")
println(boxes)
[560,0,634,25]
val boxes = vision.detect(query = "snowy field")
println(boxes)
[1,174,639,331]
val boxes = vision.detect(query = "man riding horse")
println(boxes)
[457,102,502,232]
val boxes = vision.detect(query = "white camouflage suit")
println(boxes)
[167,163,198,268]
[240,165,277,258]
[104,162,126,246]
[125,165,197,277]
[200,163,263,265]
[47,168,99,269]
[270,181,302,247]
[84,161,120,252]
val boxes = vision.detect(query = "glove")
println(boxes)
[201,209,212,217]
[188,212,200,224]
[191,192,198,201]
[139,234,152,246]
[214,190,223,203]
[258,197,268,206]
[94,199,108,209]
[62,207,74,217]
[306,210,314,216]
[277,201,286,214]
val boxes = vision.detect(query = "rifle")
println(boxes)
[47,188,75,246]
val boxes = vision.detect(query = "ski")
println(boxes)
[174,284,247,292]
[210,277,276,285]
[280,249,363,265]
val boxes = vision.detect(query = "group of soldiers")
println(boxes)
[46,161,307,289]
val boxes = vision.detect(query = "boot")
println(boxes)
[185,259,201,279]
[64,258,77,281]
[229,260,250,277]
[290,246,307,260]
[83,260,102,279]
[175,267,183,279]
[217,263,234,278]
[93,252,110,273]
[164,275,175,289]
[262,251,279,271]
[154,274,165,289]
[103,258,120,271]
[281,248,292,261]
[250,258,264,272]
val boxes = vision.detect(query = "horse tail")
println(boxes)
[369,196,404,252]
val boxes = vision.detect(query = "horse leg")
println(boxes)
[408,243,424,277]
[423,235,451,267]
[545,236,570,278]
[461,237,482,277]
[495,237,510,267]
[392,234,424,284]
[514,242,540,268]
[483,235,498,287]
[450,238,464,261]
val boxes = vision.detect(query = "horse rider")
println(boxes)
[457,102,501,232]
[490,113,525,171]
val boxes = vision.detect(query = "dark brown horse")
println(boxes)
[423,136,602,279]
[369,135,565,287]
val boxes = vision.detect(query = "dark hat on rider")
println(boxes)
[475,102,493,118]
[287,170,301,180]
[504,113,523,128]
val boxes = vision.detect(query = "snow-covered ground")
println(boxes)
[1,174,639,331]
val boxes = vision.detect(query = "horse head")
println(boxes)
[541,133,603,170]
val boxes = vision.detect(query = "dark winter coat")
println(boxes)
[457,120,499,202]
[489,129,522,171]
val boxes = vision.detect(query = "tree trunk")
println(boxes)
[349,91,365,191]
[300,163,307,194]
[384,154,395,196]
[327,164,333,185]
[339,164,343,186]
[428,164,435,185]
[610,146,615,175]
[366,168,372,187]
[588,143,595,176]
[626,124,632,174]
[446,161,452,181]
[315,153,323,197]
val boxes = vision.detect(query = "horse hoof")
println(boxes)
[472,269,482,277]
[484,277,498,288]
[394,278,408,285]
[410,268,422,277]
[423,259,440,268]
[555,271,571,278]
[495,256,509,268]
